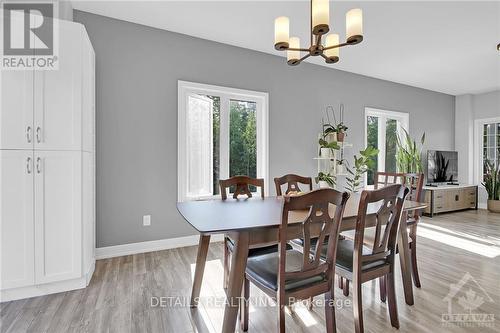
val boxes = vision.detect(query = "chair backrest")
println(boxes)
[219,176,265,200]
[274,174,313,196]
[374,172,423,218]
[279,189,349,288]
[353,184,409,270]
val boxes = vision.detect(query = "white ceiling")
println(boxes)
[72,0,500,96]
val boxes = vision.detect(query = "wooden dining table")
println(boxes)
[177,196,427,333]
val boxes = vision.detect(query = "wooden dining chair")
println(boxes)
[220,176,274,289]
[274,174,313,196]
[374,172,425,290]
[240,188,349,332]
[335,184,409,333]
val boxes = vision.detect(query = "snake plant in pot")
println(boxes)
[482,160,500,213]
[396,128,425,173]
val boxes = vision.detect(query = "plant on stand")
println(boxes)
[315,172,336,188]
[396,128,425,173]
[336,123,348,142]
[482,160,500,213]
[318,138,340,158]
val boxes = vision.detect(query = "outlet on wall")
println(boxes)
[143,215,151,226]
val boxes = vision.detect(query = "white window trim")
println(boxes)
[364,107,409,182]
[177,80,269,201]
[474,116,500,184]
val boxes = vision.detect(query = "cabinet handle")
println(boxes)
[36,157,41,174]
[26,126,32,143]
[36,127,42,143]
[26,157,32,174]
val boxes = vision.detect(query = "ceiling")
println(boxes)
[72,0,500,96]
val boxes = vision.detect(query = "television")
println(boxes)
[427,150,458,184]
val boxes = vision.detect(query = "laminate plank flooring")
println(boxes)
[1,210,499,332]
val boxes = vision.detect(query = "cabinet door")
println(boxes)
[34,19,82,151]
[0,70,34,150]
[34,151,81,284]
[0,151,35,289]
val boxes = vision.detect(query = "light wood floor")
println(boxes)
[1,210,499,333]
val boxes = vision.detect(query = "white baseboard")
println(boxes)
[478,202,487,209]
[95,234,224,260]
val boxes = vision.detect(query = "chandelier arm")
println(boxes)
[320,54,330,61]
[286,47,310,52]
[299,53,311,63]
[323,42,350,51]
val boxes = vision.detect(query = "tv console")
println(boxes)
[423,184,478,217]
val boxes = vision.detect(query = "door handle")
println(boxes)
[36,127,42,143]
[36,157,42,174]
[26,126,32,143]
[26,157,32,174]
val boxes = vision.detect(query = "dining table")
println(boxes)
[177,196,427,333]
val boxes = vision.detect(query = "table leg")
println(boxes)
[397,211,414,305]
[190,234,211,307]
[222,231,249,333]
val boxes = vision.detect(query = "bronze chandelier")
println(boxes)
[274,0,364,66]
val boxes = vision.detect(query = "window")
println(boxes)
[178,81,268,201]
[365,108,409,185]
[475,118,500,182]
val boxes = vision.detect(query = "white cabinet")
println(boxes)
[0,71,34,150]
[34,20,83,151]
[34,151,82,284]
[0,151,35,289]
[0,19,95,302]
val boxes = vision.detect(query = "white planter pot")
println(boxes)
[320,148,331,158]
[337,164,344,174]
[326,133,337,142]
[318,181,331,188]
[344,192,361,217]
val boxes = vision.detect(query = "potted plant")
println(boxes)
[315,172,336,188]
[322,123,338,142]
[336,123,348,142]
[396,128,425,173]
[318,138,340,158]
[482,160,500,213]
[344,146,379,215]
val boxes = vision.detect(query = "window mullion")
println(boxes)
[378,116,386,172]
[220,95,230,180]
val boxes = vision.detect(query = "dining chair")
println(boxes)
[274,174,313,196]
[240,188,349,332]
[374,172,425,291]
[220,176,276,289]
[335,184,409,333]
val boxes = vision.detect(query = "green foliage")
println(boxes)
[396,128,425,173]
[318,138,340,150]
[315,172,336,187]
[336,122,348,133]
[366,116,378,184]
[345,146,379,193]
[482,160,500,200]
[229,101,257,179]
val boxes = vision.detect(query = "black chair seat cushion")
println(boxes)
[225,237,291,257]
[335,238,387,272]
[245,250,326,292]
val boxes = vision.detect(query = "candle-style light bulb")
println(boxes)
[274,16,290,50]
[324,34,339,63]
[346,8,363,44]
[287,37,301,66]
[312,0,329,35]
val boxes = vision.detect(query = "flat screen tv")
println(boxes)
[427,150,458,183]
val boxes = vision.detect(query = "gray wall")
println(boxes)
[74,11,455,248]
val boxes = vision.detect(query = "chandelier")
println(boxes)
[274,0,363,66]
